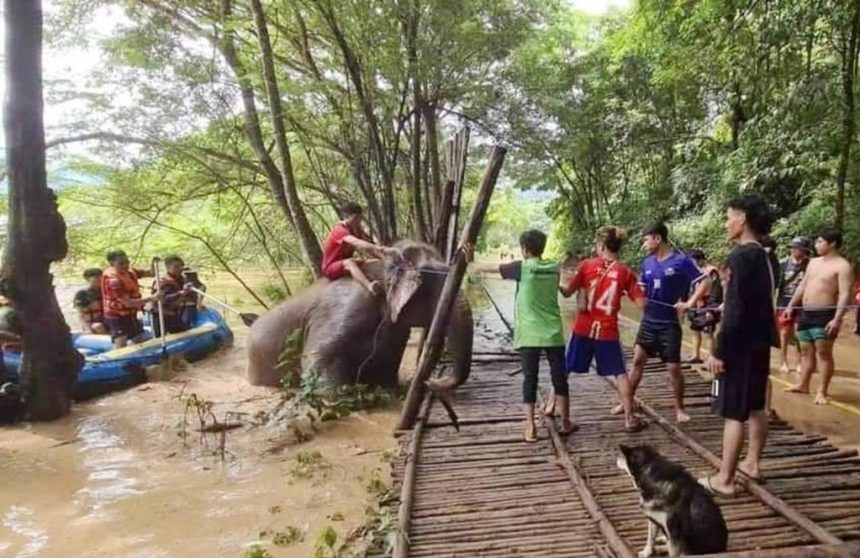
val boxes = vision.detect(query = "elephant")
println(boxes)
[246,240,473,392]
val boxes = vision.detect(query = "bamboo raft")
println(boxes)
[388,286,860,557]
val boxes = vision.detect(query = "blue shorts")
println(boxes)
[565,334,627,377]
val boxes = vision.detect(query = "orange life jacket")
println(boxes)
[102,267,142,317]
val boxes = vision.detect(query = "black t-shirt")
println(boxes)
[715,243,779,359]
[776,257,807,307]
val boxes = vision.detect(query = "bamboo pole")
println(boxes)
[637,400,843,546]
[397,145,506,430]
[445,127,471,262]
[482,284,635,558]
[393,394,433,558]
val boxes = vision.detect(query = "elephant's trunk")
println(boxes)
[426,295,473,392]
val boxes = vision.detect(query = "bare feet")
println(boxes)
[814,392,829,406]
[676,410,691,424]
[543,396,556,417]
[778,363,789,375]
[784,384,809,394]
[524,422,537,443]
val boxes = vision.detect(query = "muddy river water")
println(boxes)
[0,332,400,558]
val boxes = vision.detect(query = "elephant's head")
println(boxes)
[369,240,473,391]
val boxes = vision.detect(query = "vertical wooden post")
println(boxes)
[446,127,470,261]
[396,145,507,431]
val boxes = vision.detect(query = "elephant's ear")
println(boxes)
[386,265,422,324]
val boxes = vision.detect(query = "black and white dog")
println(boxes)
[617,444,728,557]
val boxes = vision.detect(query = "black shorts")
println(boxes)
[710,346,770,421]
[105,315,144,341]
[636,322,682,363]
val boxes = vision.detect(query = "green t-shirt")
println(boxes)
[500,258,565,349]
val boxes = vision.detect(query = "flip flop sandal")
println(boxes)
[698,475,736,498]
[558,423,579,436]
[739,468,767,484]
[523,430,538,443]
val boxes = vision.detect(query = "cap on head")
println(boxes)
[790,236,812,253]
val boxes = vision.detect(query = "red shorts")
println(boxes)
[776,309,797,331]
[322,259,347,280]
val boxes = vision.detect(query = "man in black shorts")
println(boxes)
[700,195,778,497]
[626,223,710,423]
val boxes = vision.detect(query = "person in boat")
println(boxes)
[321,201,400,296]
[466,230,572,442]
[561,226,648,433]
[102,250,160,348]
[685,249,722,365]
[179,266,206,330]
[151,255,198,336]
[73,268,107,334]
[0,295,21,349]
[784,228,855,405]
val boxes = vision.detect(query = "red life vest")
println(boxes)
[102,267,142,317]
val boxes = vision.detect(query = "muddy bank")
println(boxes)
[0,332,399,558]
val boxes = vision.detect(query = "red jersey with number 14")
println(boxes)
[568,258,644,340]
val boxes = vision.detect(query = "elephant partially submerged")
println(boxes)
[247,240,473,392]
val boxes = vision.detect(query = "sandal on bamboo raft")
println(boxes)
[624,418,648,433]
[558,422,579,436]
[698,475,736,498]
[738,467,767,484]
[523,426,538,443]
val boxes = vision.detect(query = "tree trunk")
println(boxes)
[835,2,860,232]
[249,0,323,274]
[1,0,83,420]
[424,100,442,227]
[313,0,397,242]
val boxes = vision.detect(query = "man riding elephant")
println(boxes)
[246,240,473,392]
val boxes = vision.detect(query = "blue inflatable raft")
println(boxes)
[1,308,233,400]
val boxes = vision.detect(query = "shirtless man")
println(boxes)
[784,228,855,405]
